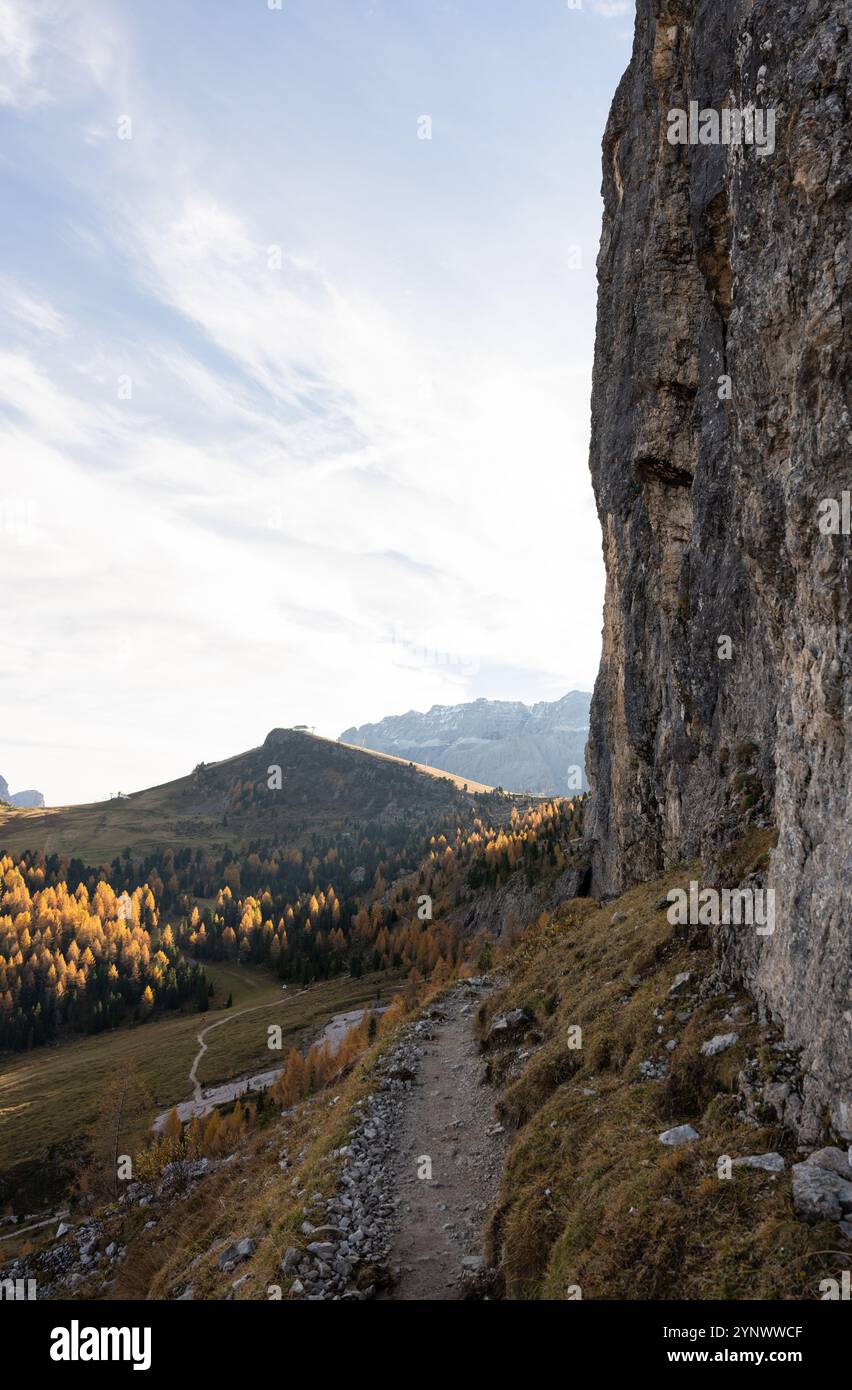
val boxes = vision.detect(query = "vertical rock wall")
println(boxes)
[586,0,850,1138]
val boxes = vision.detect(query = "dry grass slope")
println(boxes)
[0,964,397,1174]
[0,730,495,864]
[477,832,839,1300]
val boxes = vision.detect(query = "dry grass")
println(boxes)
[68,993,420,1301]
[478,834,839,1300]
[0,731,496,864]
[0,964,398,1174]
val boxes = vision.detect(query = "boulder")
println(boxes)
[791,1163,852,1223]
[659,1124,700,1147]
[306,1241,336,1260]
[700,1033,739,1057]
[730,1153,785,1173]
[217,1237,256,1270]
[804,1147,852,1179]
[669,973,691,995]
[487,1008,531,1044]
[762,1081,792,1118]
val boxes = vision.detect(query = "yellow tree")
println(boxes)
[81,1066,153,1199]
[275,1049,305,1108]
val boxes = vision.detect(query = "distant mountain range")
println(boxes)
[340,692,592,794]
[0,773,44,809]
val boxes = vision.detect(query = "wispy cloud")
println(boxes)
[0,279,67,335]
[0,0,121,109]
[0,0,618,803]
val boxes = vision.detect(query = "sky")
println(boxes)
[0,0,635,807]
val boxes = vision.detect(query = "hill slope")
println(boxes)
[340,692,591,795]
[0,729,499,864]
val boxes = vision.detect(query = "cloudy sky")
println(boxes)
[0,0,634,806]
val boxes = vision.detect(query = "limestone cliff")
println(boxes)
[586,0,850,1140]
[341,693,592,794]
[0,773,45,809]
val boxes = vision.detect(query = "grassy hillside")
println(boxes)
[0,964,397,1177]
[4,826,836,1304]
[475,832,838,1300]
[335,737,495,794]
[0,730,499,864]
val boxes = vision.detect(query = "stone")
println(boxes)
[280,1247,300,1274]
[791,1163,852,1223]
[730,1153,785,1173]
[487,1008,531,1043]
[701,1033,739,1057]
[55,1223,70,1239]
[669,973,691,995]
[804,1147,852,1180]
[306,1242,336,1260]
[659,1125,700,1147]
[762,1081,792,1118]
[217,1238,256,1270]
[386,1063,416,1082]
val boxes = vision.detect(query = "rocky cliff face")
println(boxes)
[341,692,591,794]
[586,0,850,1141]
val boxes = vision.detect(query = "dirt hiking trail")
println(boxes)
[383,982,507,1299]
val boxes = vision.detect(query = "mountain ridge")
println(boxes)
[0,772,45,809]
[0,729,508,864]
[340,691,592,794]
